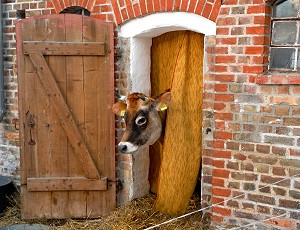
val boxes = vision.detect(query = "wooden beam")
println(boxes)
[23,41,105,56]
[29,53,101,179]
[27,177,107,191]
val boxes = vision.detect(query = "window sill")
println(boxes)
[255,73,300,85]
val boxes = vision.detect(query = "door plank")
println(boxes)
[23,41,105,56]
[83,18,116,217]
[64,14,87,218]
[28,53,100,179]
[18,17,51,218]
[45,15,70,219]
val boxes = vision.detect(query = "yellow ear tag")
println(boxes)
[160,104,168,111]
[120,110,126,116]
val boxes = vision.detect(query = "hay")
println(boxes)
[0,193,209,229]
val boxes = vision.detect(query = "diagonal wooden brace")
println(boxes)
[29,53,100,179]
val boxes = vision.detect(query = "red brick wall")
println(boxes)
[204,1,300,229]
[2,0,300,228]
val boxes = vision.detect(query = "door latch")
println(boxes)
[27,114,36,145]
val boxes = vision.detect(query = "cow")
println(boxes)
[112,90,171,153]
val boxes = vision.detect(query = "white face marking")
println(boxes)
[118,142,138,153]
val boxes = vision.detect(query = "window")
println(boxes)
[60,6,90,16]
[270,0,300,71]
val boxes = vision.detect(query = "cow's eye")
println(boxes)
[136,116,147,125]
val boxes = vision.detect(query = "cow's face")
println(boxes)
[112,91,171,153]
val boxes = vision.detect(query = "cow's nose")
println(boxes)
[118,143,128,152]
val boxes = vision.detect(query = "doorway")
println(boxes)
[149,31,204,213]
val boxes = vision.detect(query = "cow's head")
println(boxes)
[113,91,171,153]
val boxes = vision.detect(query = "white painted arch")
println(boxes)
[118,12,216,201]
[120,12,217,38]
[119,12,216,94]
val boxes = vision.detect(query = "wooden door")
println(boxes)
[16,14,115,219]
[150,31,204,215]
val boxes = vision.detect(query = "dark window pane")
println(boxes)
[270,48,295,70]
[273,0,299,18]
[272,21,297,45]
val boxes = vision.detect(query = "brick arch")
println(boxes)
[111,0,221,25]
[46,0,97,14]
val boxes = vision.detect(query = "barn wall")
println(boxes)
[207,2,300,229]
[1,0,300,228]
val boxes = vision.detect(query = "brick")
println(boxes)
[279,199,300,209]
[215,74,235,82]
[215,112,232,120]
[245,46,265,55]
[226,141,239,150]
[259,185,271,194]
[235,94,263,103]
[214,84,228,92]
[264,135,295,146]
[215,94,234,102]
[279,159,300,168]
[276,127,290,135]
[214,131,233,140]
[213,160,225,168]
[272,167,286,176]
[231,172,257,181]
[243,65,264,74]
[246,26,266,35]
[289,190,300,200]
[247,5,267,14]
[228,182,240,189]
[273,187,286,196]
[261,175,290,187]
[257,205,270,214]
[283,118,300,126]
[234,210,260,220]
[256,144,270,154]
[227,200,239,208]
[275,106,289,116]
[227,161,239,170]
[256,164,269,173]
[212,207,231,216]
[241,163,254,172]
[290,148,300,156]
[229,84,242,93]
[212,177,225,187]
[216,37,237,45]
[243,124,256,132]
[248,194,275,205]
[211,215,223,223]
[292,107,300,116]
[214,103,226,111]
[217,17,237,25]
[241,143,254,151]
[212,187,231,197]
[212,149,231,158]
[234,153,246,160]
[243,183,255,191]
[231,27,244,35]
[265,218,295,228]
[231,6,245,14]
[249,155,278,165]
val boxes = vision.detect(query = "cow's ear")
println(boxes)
[112,101,127,116]
[155,91,171,111]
